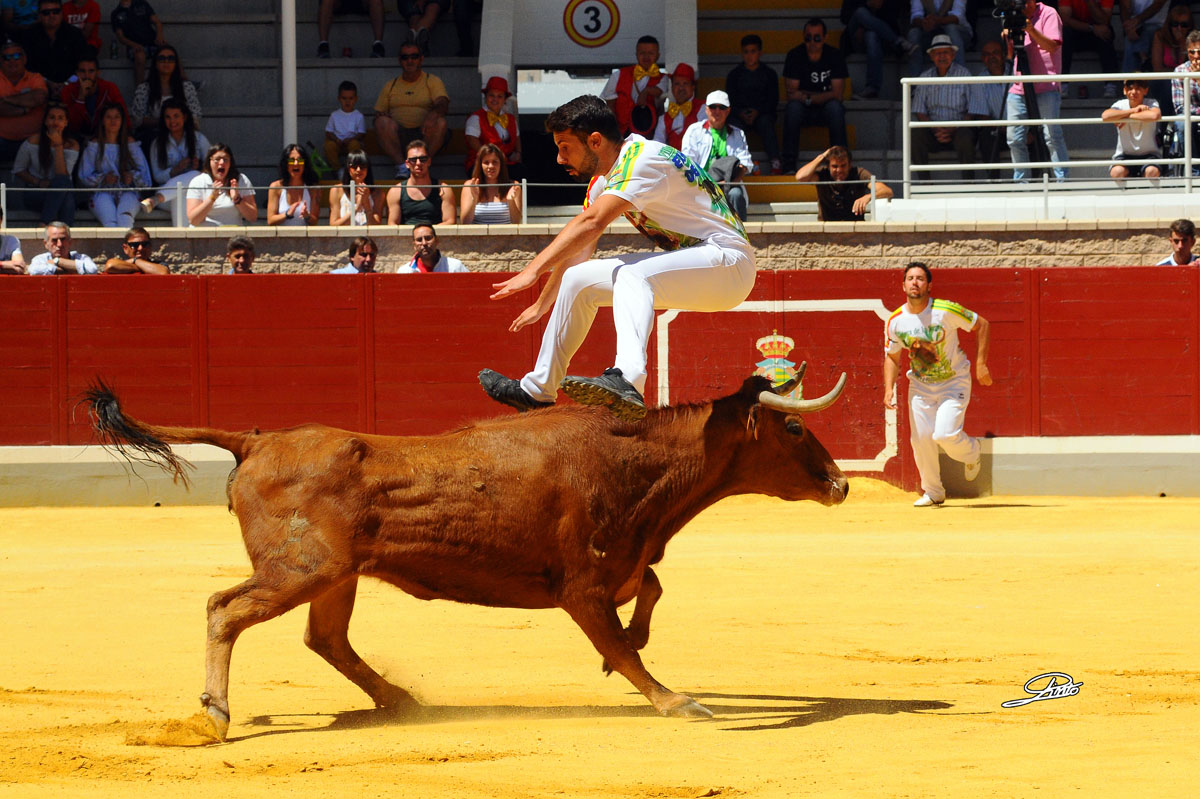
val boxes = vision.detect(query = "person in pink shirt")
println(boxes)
[1004,0,1070,181]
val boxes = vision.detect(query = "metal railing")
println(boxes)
[901,70,1198,198]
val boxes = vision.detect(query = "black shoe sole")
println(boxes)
[479,369,551,413]
[560,378,647,422]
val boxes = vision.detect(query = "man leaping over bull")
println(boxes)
[479,94,756,421]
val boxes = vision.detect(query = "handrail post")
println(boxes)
[870,176,877,219]
[901,79,911,199]
[1042,173,1049,219]
[521,178,527,224]
[1,183,6,228]
[174,181,185,227]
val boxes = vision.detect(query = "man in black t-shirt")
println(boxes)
[781,18,849,172]
[725,34,781,174]
[24,0,90,93]
[795,145,893,221]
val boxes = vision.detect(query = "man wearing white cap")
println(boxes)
[681,90,754,220]
[911,33,975,182]
[652,63,704,149]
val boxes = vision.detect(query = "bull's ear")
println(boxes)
[746,405,761,440]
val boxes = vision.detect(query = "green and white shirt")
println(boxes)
[885,298,979,384]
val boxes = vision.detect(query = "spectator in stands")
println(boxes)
[967,39,1009,179]
[186,142,258,227]
[0,207,27,274]
[373,42,449,178]
[453,0,476,57]
[324,80,366,172]
[386,139,456,225]
[1061,0,1118,99]
[840,0,918,100]
[141,98,209,215]
[464,76,521,175]
[317,0,385,59]
[130,44,201,143]
[62,0,100,52]
[78,103,150,228]
[398,223,468,272]
[905,0,972,74]
[0,41,48,162]
[402,0,443,55]
[12,101,78,225]
[1172,30,1200,171]
[460,142,521,223]
[27,221,98,274]
[329,235,379,273]
[329,149,385,225]
[110,0,164,87]
[681,90,753,221]
[782,18,849,172]
[1157,218,1199,263]
[103,226,168,274]
[60,52,126,139]
[726,34,781,174]
[1151,4,1193,111]
[601,34,668,138]
[1005,0,1069,182]
[225,235,255,274]
[796,145,894,220]
[25,0,90,94]
[911,34,975,182]
[267,143,321,226]
[1103,77,1162,183]
[652,63,702,150]
[1121,0,1170,73]
[2,0,41,43]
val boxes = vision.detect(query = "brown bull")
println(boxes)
[85,370,848,741]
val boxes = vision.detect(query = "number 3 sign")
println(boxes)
[563,0,620,47]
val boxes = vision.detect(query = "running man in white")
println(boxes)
[883,262,993,507]
[479,94,756,420]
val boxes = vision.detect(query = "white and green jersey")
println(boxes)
[585,134,749,252]
[885,298,979,384]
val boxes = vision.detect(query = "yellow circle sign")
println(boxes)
[563,0,620,48]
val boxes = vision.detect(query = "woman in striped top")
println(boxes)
[459,143,521,224]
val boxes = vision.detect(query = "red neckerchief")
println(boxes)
[409,254,434,273]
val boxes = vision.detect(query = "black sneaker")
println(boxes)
[316,41,331,59]
[479,369,553,412]
[560,368,647,421]
[370,40,385,58]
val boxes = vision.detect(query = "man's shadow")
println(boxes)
[235,693,953,741]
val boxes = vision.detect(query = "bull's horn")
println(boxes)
[758,372,847,413]
[773,361,807,396]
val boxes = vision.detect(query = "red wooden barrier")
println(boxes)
[2,269,1197,490]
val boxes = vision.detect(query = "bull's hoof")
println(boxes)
[199,693,230,742]
[660,698,714,719]
[372,685,420,711]
[601,658,614,676]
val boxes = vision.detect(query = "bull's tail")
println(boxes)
[82,379,255,489]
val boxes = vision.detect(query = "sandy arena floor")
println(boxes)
[0,479,1197,798]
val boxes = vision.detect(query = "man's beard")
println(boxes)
[569,149,600,183]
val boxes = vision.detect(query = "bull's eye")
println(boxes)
[785,419,804,436]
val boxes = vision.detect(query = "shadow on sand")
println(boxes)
[234,692,954,741]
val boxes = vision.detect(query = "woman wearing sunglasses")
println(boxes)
[267,143,321,226]
[130,44,201,142]
[329,149,385,226]
[1152,5,1194,108]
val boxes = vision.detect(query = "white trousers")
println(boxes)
[154,170,202,208]
[908,374,980,502]
[90,190,141,228]
[521,242,756,401]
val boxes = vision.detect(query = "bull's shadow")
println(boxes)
[235,693,953,741]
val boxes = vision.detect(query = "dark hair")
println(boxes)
[153,97,197,170]
[278,142,318,185]
[740,34,763,49]
[349,236,377,257]
[471,142,512,192]
[96,103,137,176]
[203,142,239,179]
[75,49,98,70]
[37,0,60,8]
[826,145,852,162]
[406,138,429,156]
[226,235,255,255]
[340,149,374,190]
[805,17,827,34]
[1123,77,1150,89]
[147,44,186,112]
[904,261,932,281]
[338,80,357,94]
[37,102,77,172]
[544,94,622,144]
[1170,218,1195,237]
[636,35,659,47]
[124,226,150,242]
[412,223,436,239]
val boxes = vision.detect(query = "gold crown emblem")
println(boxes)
[755,330,794,359]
